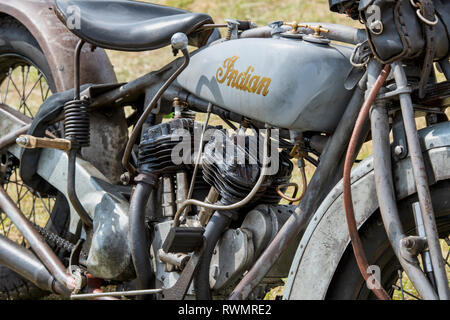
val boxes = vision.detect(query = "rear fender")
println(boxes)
[284,121,450,299]
[0,0,127,184]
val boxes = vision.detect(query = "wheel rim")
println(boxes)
[0,54,55,246]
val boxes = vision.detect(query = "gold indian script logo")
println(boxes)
[216,56,271,96]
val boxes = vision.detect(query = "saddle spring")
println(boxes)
[64,98,90,147]
[64,39,90,148]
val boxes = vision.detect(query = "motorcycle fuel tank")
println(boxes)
[177,37,355,133]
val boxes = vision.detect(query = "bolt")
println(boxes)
[120,172,131,185]
[401,236,428,256]
[401,237,414,249]
[212,265,219,279]
[394,145,405,157]
[16,136,29,146]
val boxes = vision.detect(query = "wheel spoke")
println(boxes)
[392,284,422,300]
[36,191,53,217]
[21,66,30,104]
[397,270,405,300]
[2,67,12,104]
[22,73,43,108]
[0,214,7,236]
[21,101,34,119]
[8,76,26,110]
[0,61,55,248]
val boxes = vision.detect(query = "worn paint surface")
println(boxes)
[177,38,354,133]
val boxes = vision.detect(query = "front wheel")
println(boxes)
[326,179,450,300]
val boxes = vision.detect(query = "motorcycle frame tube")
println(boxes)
[240,23,366,45]
[229,72,368,300]
[392,61,450,300]
[0,187,76,291]
[89,56,186,109]
[369,75,438,299]
[0,125,30,150]
[0,234,70,297]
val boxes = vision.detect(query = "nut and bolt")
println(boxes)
[120,172,131,185]
[16,136,29,146]
[394,145,405,157]
[401,236,428,255]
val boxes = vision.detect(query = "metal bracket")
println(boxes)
[225,19,240,40]
[162,246,204,300]
[392,112,409,160]
[376,86,413,101]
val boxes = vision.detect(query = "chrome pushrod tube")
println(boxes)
[0,188,76,291]
[392,61,450,300]
[370,88,438,300]
[0,234,70,296]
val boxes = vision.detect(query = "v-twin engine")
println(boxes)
[134,118,301,297]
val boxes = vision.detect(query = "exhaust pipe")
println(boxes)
[0,187,76,291]
[0,235,70,297]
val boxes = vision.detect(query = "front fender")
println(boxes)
[284,121,450,299]
[0,0,127,184]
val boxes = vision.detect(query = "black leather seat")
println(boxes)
[54,0,214,51]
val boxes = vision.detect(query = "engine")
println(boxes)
[137,117,300,297]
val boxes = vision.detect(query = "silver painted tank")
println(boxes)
[176,37,355,133]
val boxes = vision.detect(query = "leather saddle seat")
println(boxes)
[54,0,215,51]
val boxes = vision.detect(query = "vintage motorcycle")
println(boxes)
[0,0,448,300]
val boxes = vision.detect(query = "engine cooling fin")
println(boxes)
[202,130,292,205]
[138,118,196,175]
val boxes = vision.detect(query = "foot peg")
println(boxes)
[162,227,204,253]
[16,135,72,151]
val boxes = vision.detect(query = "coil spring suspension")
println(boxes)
[64,99,90,147]
[64,39,94,230]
